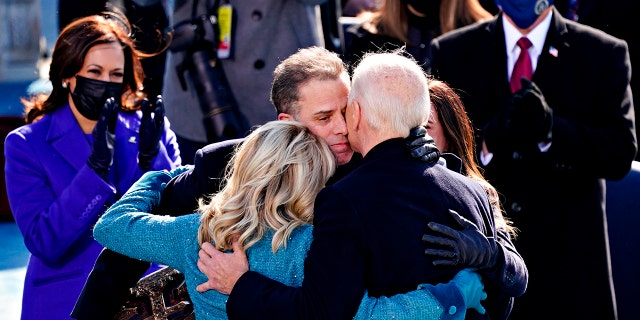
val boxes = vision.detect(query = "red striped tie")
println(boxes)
[510,37,533,93]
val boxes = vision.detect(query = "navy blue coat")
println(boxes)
[429,7,636,319]
[226,138,496,319]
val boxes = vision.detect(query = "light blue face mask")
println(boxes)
[495,0,553,29]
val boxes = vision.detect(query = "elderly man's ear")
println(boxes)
[277,113,294,121]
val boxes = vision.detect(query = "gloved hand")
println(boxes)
[129,170,173,193]
[451,268,487,314]
[423,209,499,270]
[138,95,165,171]
[405,126,440,163]
[87,97,118,180]
[168,165,193,179]
[482,109,511,155]
[509,78,553,144]
[126,170,174,210]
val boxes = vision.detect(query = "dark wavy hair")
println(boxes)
[428,79,517,236]
[23,8,150,123]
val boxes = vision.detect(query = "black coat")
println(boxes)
[162,142,525,319]
[225,139,497,319]
[429,7,636,319]
[158,138,243,214]
[74,138,525,319]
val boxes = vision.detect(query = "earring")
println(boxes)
[62,82,68,88]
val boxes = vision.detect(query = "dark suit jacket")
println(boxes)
[225,139,496,319]
[158,138,243,215]
[74,137,523,319]
[429,7,636,319]
[163,145,525,320]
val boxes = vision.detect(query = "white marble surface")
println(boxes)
[0,267,25,319]
[0,222,28,320]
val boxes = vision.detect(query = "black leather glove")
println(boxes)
[482,110,511,155]
[509,78,553,144]
[138,95,165,171]
[423,209,499,270]
[405,126,440,163]
[87,97,118,180]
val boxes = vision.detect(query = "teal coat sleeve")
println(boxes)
[96,171,469,320]
[354,283,467,320]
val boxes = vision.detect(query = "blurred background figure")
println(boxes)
[162,0,334,164]
[555,0,639,161]
[343,0,493,68]
[58,0,108,30]
[342,0,381,16]
[3,10,180,319]
[428,0,635,318]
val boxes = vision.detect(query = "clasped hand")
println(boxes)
[138,95,165,171]
[87,97,119,180]
[482,78,553,153]
[509,78,553,144]
[196,236,249,295]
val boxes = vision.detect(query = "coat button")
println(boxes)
[253,59,265,70]
[251,10,262,21]
[448,305,457,315]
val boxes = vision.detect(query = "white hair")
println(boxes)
[348,49,430,137]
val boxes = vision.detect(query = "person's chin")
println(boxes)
[333,150,354,166]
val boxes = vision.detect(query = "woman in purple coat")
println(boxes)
[3,10,181,319]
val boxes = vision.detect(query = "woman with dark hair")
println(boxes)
[427,79,510,230]
[424,79,527,319]
[4,10,180,319]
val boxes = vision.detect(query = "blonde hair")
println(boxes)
[440,0,493,34]
[197,120,336,253]
[362,0,493,43]
[362,0,409,42]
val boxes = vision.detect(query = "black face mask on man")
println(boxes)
[71,75,123,120]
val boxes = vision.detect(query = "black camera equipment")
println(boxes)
[168,2,248,143]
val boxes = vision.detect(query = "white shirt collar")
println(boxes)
[502,9,553,73]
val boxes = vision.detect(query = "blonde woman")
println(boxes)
[94,120,486,319]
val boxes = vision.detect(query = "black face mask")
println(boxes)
[71,75,123,120]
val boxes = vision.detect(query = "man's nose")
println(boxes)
[333,117,348,135]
